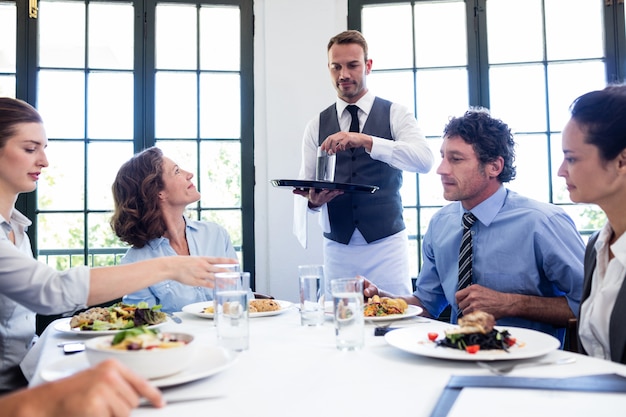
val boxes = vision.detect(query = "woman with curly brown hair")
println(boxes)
[111,147,237,313]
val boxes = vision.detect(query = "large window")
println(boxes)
[1,0,255,280]
[349,0,626,278]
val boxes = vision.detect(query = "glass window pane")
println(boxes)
[156,4,197,70]
[88,212,120,252]
[38,1,85,68]
[155,71,198,138]
[403,207,418,277]
[487,0,543,64]
[368,70,414,113]
[400,172,417,210]
[200,73,240,138]
[200,6,240,71]
[200,141,241,208]
[38,141,85,211]
[560,205,607,235]
[201,209,242,251]
[155,140,199,184]
[415,0,467,67]
[38,70,85,139]
[416,69,469,137]
[550,132,570,204]
[362,4,413,69]
[547,61,606,132]
[0,75,15,97]
[38,213,84,250]
[506,134,549,202]
[419,138,446,207]
[489,65,546,133]
[544,0,604,60]
[88,2,134,69]
[87,142,133,210]
[0,2,16,72]
[88,72,134,139]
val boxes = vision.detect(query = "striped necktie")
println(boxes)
[346,105,360,133]
[457,212,477,292]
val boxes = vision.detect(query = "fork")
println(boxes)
[476,356,576,375]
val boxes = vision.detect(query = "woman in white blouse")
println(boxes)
[558,84,626,364]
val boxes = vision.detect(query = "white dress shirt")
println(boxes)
[0,210,90,391]
[579,222,626,360]
[293,91,433,294]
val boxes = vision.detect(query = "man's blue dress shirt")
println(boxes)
[414,186,585,342]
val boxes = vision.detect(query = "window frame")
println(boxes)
[12,0,256,285]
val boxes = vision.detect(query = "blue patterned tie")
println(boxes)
[458,212,477,292]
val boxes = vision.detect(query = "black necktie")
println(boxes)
[346,105,360,133]
[458,212,477,292]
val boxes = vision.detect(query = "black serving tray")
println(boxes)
[271,179,379,194]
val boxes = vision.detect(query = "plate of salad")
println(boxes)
[54,302,169,336]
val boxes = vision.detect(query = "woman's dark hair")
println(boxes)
[0,97,43,148]
[110,147,166,248]
[569,84,626,162]
[443,107,517,183]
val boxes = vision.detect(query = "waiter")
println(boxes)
[293,30,433,294]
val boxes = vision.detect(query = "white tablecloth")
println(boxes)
[23,306,626,416]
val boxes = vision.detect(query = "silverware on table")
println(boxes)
[139,394,226,407]
[166,312,183,324]
[477,356,576,375]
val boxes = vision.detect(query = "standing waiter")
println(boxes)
[293,30,433,294]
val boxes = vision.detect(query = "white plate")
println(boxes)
[384,325,561,361]
[53,317,168,336]
[182,300,294,319]
[324,302,424,322]
[40,346,238,388]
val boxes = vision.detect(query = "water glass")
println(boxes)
[298,265,325,326]
[214,272,249,351]
[315,147,336,182]
[330,277,364,351]
[214,263,240,272]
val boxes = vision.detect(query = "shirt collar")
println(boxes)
[458,185,507,227]
[145,216,194,250]
[0,209,31,238]
[336,90,374,118]
[595,221,626,267]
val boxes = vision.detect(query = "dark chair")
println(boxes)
[564,317,579,352]
[253,292,274,299]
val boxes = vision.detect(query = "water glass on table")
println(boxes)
[298,265,325,326]
[330,277,364,351]
[214,271,250,351]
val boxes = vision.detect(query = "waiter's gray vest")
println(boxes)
[319,97,404,244]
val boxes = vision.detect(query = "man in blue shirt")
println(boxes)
[363,108,584,343]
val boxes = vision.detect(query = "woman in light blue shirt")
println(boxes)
[111,147,238,313]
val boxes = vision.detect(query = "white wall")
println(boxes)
[253,0,347,302]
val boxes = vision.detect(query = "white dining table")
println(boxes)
[23,305,626,417]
